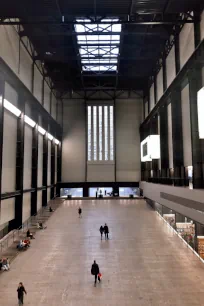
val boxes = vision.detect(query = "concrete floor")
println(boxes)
[1,199,204,306]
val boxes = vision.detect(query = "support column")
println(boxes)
[194,12,201,48]
[31,115,38,216]
[160,106,169,178]
[14,94,25,228]
[0,78,5,213]
[171,89,184,185]
[42,131,48,206]
[175,35,180,74]
[188,66,204,188]
[163,57,167,92]
[57,140,62,196]
[51,139,55,199]
[154,77,158,105]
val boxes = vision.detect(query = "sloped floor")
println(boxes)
[0,199,204,306]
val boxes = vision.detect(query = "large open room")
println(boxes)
[0,0,204,305]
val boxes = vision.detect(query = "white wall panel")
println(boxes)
[19,43,32,91]
[33,65,43,104]
[158,115,161,170]
[0,26,19,75]
[37,134,43,187]
[181,84,192,166]
[157,68,164,101]
[166,45,176,88]
[47,140,51,185]
[116,98,142,181]
[37,190,42,212]
[47,188,51,202]
[0,198,15,225]
[200,11,204,40]
[57,100,63,126]
[23,124,32,189]
[2,111,17,193]
[62,100,86,182]
[44,82,50,113]
[167,103,173,169]
[179,23,195,69]
[150,84,155,111]
[87,164,115,182]
[4,82,18,107]
[52,93,57,120]
[202,66,204,86]
[22,193,31,222]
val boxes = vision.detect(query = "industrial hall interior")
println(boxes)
[0,0,204,305]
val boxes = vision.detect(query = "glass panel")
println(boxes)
[93,106,97,160]
[88,106,92,161]
[109,105,114,160]
[104,106,108,160]
[99,106,103,160]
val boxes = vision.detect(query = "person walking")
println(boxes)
[91,260,100,286]
[78,207,82,218]
[99,225,104,240]
[17,282,27,305]
[104,223,109,240]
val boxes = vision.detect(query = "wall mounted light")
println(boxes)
[38,126,46,135]
[24,115,36,128]
[197,87,204,139]
[4,99,21,117]
[55,139,60,145]
[48,133,54,141]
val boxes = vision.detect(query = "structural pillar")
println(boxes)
[0,78,5,214]
[171,89,184,184]
[51,138,55,199]
[160,106,169,178]
[31,115,38,216]
[14,94,25,228]
[188,66,204,188]
[42,131,48,206]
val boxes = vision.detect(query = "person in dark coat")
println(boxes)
[91,260,100,286]
[99,225,104,240]
[104,223,109,240]
[26,229,35,239]
[17,282,27,305]
[78,207,82,218]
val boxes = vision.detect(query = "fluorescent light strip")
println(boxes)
[4,99,21,117]
[24,115,36,128]
[55,139,60,145]
[48,133,54,141]
[38,126,46,135]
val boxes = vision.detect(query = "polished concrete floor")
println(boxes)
[1,199,204,306]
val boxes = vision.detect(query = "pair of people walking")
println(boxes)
[99,223,109,240]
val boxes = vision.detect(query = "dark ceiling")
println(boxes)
[0,0,203,93]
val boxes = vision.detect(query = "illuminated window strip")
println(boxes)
[3,98,60,145]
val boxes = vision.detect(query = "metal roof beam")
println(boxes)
[0,20,195,25]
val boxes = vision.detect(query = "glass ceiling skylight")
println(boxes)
[75,18,122,72]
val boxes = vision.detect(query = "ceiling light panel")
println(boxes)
[75,18,122,72]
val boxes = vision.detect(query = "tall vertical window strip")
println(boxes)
[93,106,97,160]
[109,106,114,160]
[104,106,108,161]
[87,106,92,161]
[87,105,114,162]
[99,106,103,160]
